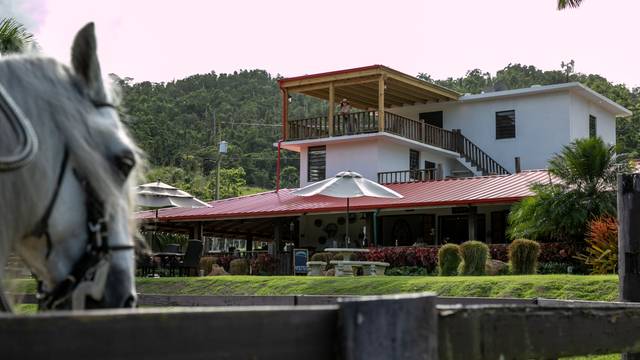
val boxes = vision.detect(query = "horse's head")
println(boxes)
[0,23,140,310]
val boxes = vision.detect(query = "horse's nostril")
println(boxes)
[123,295,136,308]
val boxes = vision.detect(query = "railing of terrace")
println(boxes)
[287,115,329,140]
[333,111,378,136]
[384,112,458,152]
[377,168,439,184]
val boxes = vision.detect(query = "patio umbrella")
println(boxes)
[135,181,210,250]
[135,181,211,209]
[292,171,403,246]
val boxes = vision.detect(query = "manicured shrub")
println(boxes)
[250,254,278,275]
[229,258,249,275]
[199,256,217,274]
[438,244,461,276]
[365,247,439,272]
[459,241,489,276]
[575,216,618,274]
[216,255,237,272]
[310,252,333,263]
[509,239,541,275]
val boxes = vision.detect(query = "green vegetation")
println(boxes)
[508,137,629,244]
[7,275,620,300]
[459,241,489,276]
[0,18,35,54]
[509,239,541,275]
[438,244,461,276]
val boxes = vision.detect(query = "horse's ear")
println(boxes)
[71,22,107,102]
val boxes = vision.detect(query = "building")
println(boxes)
[140,65,631,254]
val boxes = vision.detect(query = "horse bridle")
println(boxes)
[0,91,135,311]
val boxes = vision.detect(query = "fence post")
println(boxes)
[338,293,438,360]
[618,173,640,360]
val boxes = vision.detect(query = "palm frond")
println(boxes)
[0,17,35,54]
[558,0,584,10]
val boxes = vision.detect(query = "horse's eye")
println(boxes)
[114,150,135,179]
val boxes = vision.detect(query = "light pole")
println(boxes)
[215,140,228,200]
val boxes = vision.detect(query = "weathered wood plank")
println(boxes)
[438,305,640,359]
[339,293,438,360]
[0,306,338,360]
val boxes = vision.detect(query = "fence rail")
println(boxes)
[457,134,510,175]
[4,293,640,359]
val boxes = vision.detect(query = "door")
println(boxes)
[419,111,443,128]
[439,215,468,244]
[423,214,436,245]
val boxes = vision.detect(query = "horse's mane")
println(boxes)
[0,55,140,274]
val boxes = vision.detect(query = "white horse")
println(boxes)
[0,23,140,310]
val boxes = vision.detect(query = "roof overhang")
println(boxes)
[278,65,460,109]
[460,82,632,117]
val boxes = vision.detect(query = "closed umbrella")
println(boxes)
[292,171,402,246]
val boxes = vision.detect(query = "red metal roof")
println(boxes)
[137,170,551,222]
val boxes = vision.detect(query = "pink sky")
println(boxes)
[13,0,640,87]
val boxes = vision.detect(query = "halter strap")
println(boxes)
[30,146,70,258]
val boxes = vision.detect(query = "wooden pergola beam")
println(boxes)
[287,75,380,94]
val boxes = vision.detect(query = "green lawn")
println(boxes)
[8,274,619,300]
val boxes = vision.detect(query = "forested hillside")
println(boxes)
[117,63,639,201]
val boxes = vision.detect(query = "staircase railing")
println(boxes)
[453,130,510,175]
[384,113,457,152]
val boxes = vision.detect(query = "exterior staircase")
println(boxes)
[452,130,510,176]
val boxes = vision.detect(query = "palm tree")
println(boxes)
[0,18,35,54]
[558,0,584,10]
[508,137,629,243]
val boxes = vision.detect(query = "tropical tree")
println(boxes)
[508,137,629,243]
[0,18,35,54]
[558,0,583,10]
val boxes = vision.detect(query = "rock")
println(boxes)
[229,259,250,275]
[486,259,509,275]
[208,264,228,276]
[325,268,336,277]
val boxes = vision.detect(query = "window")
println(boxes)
[307,146,326,182]
[589,115,597,138]
[409,149,420,170]
[496,110,516,139]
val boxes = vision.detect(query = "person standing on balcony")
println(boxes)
[339,98,353,134]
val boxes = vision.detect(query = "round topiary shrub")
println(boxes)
[438,244,461,276]
[509,239,541,275]
[229,258,250,275]
[459,240,489,276]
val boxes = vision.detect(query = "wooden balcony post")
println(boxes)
[378,76,385,132]
[328,83,335,137]
[282,88,289,140]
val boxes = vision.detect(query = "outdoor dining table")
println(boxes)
[324,248,369,260]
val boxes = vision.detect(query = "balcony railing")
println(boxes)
[377,168,440,184]
[287,112,510,177]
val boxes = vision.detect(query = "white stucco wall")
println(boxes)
[298,137,460,187]
[391,92,573,172]
[569,92,616,145]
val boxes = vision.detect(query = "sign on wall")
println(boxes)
[293,249,309,275]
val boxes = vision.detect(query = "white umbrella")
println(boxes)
[135,181,210,209]
[292,171,402,246]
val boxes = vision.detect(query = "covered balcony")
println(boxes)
[278,65,461,153]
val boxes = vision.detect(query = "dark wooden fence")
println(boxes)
[378,168,439,184]
[3,293,640,359]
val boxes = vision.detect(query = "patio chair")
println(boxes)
[177,240,204,276]
[136,254,156,277]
